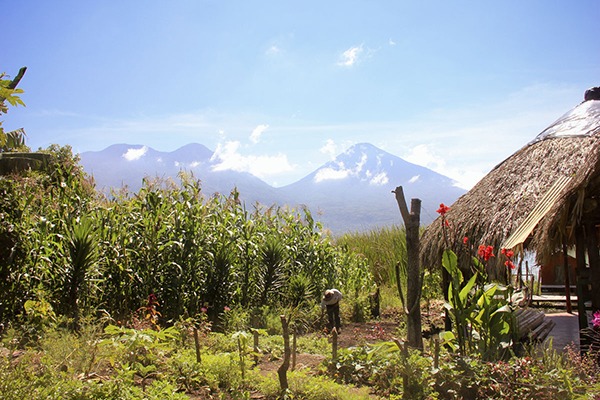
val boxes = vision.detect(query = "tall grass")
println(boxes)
[335,225,407,287]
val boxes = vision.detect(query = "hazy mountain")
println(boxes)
[79,142,466,233]
[277,143,466,232]
[80,143,283,205]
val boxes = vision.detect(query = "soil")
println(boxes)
[257,301,446,374]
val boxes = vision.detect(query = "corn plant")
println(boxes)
[256,236,286,307]
[62,216,98,329]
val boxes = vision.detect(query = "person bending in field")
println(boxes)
[321,289,343,334]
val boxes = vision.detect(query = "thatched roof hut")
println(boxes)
[420,88,600,318]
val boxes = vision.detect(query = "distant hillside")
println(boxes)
[80,142,466,233]
[277,143,465,232]
[80,143,284,205]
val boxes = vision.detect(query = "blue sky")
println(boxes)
[3,1,599,188]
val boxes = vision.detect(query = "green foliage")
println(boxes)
[1,322,599,399]
[251,368,373,400]
[336,225,407,287]
[441,249,514,360]
[0,147,374,330]
[0,70,27,151]
[62,216,98,328]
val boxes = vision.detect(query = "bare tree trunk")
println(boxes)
[7,67,27,90]
[278,315,291,393]
[393,186,424,350]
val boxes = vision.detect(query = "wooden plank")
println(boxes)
[531,319,555,342]
[516,309,545,339]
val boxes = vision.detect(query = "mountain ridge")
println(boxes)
[79,142,466,233]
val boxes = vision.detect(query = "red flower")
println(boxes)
[501,248,514,258]
[463,237,469,244]
[477,245,485,257]
[505,260,516,269]
[436,203,450,216]
[478,245,495,261]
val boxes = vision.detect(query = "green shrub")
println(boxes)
[250,369,373,400]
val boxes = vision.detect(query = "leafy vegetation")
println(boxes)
[0,68,27,151]
[0,78,599,398]
[2,320,599,399]
[0,135,376,329]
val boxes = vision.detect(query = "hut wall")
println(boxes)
[540,253,577,286]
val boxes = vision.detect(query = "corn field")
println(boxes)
[0,146,376,329]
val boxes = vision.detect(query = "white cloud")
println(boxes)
[320,139,357,160]
[408,175,420,184]
[337,45,363,67]
[370,172,389,185]
[122,146,148,161]
[314,167,350,182]
[388,38,396,46]
[403,144,446,172]
[266,45,280,55]
[210,140,293,179]
[319,139,338,159]
[250,124,269,144]
[355,153,367,172]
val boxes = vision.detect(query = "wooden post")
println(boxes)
[332,328,338,361]
[193,327,201,363]
[402,340,409,396]
[292,332,297,371]
[433,335,440,369]
[278,315,291,392]
[575,227,590,351]
[585,222,600,312]
[562,241,573,313]
[253,329,260,366]
[393,186,424,350]
[393,339,410,399]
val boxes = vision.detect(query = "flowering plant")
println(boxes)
[436,203,514,361]
[593,311,600,330]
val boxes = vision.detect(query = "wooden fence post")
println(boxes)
[292,332,297,371]
[253,329,260,366]
[193,327,201,363]
[332,328,338,361]
[278,315,291,393]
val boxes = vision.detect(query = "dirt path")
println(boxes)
[257,320,403,373]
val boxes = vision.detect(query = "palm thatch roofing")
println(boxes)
[420,96,600,274]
